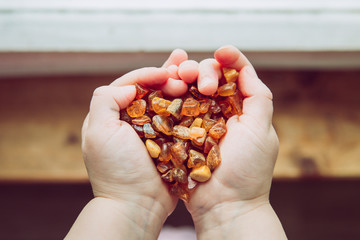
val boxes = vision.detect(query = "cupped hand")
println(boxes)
[186,45,279,219]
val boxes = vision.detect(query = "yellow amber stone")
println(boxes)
[145,139,161,158]
[206,144,221,171]
[208,118,227,139]
[181,98,200,116]
[152,97,171,116]
[190,165,211,182]
[217,82,237,97]
[172,125,190,140]
[190,118,203,129]
[223,68,239,83]
[126,99,146,118]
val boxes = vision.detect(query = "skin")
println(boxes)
[66,46,287,240]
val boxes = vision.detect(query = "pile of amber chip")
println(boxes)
[121,68,242,202]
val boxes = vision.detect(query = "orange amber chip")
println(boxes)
[135,83,150,99]
[152,97,171,116]
[218,82,237,97]
[181,98,200,117]
[126,99,146,118]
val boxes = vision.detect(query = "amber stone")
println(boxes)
[158,142,173,162]
[218,82,237,97]
[148,90,163,111]
[120,110,132,124]
[190,117,203,129]
[219,100,236,118]
[181,98,200,116]
[199,99,212,114]
[170,183,190,202]
[187,150,206,168]
[179,116,194,127]
[173,168,188,184]
[202,118,217,132]
[131,115,151,125]
[157,162,173,173]
[190,165,211,182]
[227,91,243,115]
[189,85,204,99]
[209,118,227,139]
[190,127,207,146]
[161,170,173,182]
[167,98,183,120]
[152,97,171,116]
[209,100,221,114]
[206,144,221,171]
[172,125,191,139]
[143,123,157,138]
[170,142,188,167]
[135,83,150,99]
[204,136,217,153]
[145,139,161,158]
[223,68,239,83]
[126,99,146,118]
[132,124,144,138]
[152,115,173,135]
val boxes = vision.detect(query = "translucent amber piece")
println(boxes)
[190,127,207,146]
[227,91,243,115]
[132,124,144,138]
[131,115,151,125]
[148,91,163,111]
[170,183,190,202]
[223,68,239,83]
[219,100,235,119]
[172,125,190,140]
[218,82,237,97]
[158,142,173,162]
[187,150,206,168]
[145,139,161,158]
[206,144,221,171]
[190,118,203,129]
[170,142,188,167]
[189,85,204,99]
[161,170,173,182]
[209,100,221,114]
[126,99,146,118]
[179,116,194,127]
[152,115,173,135]
[173,168,188,184]
[204,136,217,153]
[190,165,211,182]
[135,83,150,99]
[181,98,200,116]
[202,118,217,132]
[209,118,227,139]
[152,97,171,116]
[157,162,173,173]
[143,123,156,138]
[167,98,183,120]
[199,99,212,114]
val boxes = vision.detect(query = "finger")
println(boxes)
[166,64,180,79]
[161,78,189,97]
[237,66,274,128]
[198,59,221,95]
[162,49,188,68]
[88,85,136,129]
[110,67,169,88]
[178,60,199,83]
[214,45,253,71]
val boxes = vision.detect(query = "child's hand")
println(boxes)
[185,46,285,239]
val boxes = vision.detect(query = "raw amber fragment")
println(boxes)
[167,98,183,120]
[170,183,190,202]
[148,90,163,111]
[202,118,217,132]
[172,125,190,140]
[218,82,237,97]
[190,118,203,129]
[187,150,206,168]
[199,99,212,114]
[145,139,161,158]
[179,116,194,127]
[170,142,188,167]
[126,99,146,118]
[190,165,211,182]
[152,97,171,116]
[131,115,151,125]
[190,127,207,146]
[143,123,156,138]
[204,136,217,154]
[189,85,205,99]
[209,118,227,139]
[227,91,243,115]
[132,124,144,138]
[152,115,173,135]
[161,170,173,182]
[223,68,239,83]
[209,100,221,114]
[181,98,200,116]
[135,83,150,99]
[157,162,172,173]
[206,144,221,171]
[219,100,235,118]
[173,168,188,184]
[158,142,173,162]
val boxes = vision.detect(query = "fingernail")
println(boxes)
[245,66,258,78]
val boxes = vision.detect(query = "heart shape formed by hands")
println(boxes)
[120,68,242,202]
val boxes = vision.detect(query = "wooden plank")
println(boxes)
[0,70,359,181]
[1,0,360,52]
